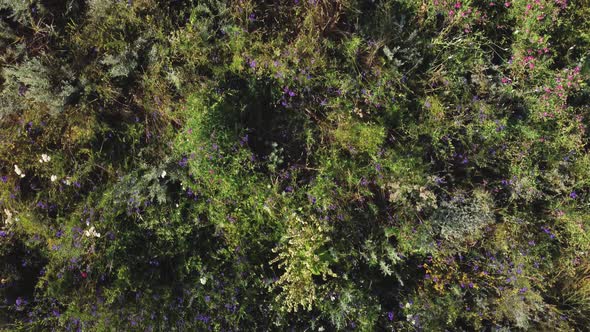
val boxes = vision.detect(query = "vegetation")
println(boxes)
[1,0,589,330]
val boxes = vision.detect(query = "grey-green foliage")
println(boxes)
[359,1,423,69]
[100,38,151,79]
[101,52,138,79]
[86,0,119,20]
[0,20,25,60]
[0,0,35,24]
[431,191,494,244]
[111,164,172,209]
[0,57,77,118]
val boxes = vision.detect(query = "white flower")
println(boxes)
[161,170,167,178]
[84,226,101,238]
[39,154,51,163]
[200,276,207,285]
[50,175,57,182]
[318,327,325,332]
[3,209,13,225]
[13,164,25,178]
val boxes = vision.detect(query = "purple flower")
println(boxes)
[179,157,188,167]
[239,134,249,146]
[1,175,7,183]
[18,84,28,96]
[15,297,26,307]
[434,176,446,184]
[284,186,293,193]
[387,311,394,321]
[570,191,578,199]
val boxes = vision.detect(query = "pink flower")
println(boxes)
[454,2,461,9]
[504,2,511,7]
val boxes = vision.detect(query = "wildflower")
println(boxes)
[388,312,394,321]
[14,164,25,178]
[434,176,446,184]
[15,297,26,308]
[84,226,101,238]
[4,209,13,225]
[569,191,578,199]
[18,84,27,96]
[39,154,51,163]
[239,134,249,146]
[161,170,167,178]
[50,175,58,182]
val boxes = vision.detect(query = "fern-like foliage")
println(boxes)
[431,189,494,247]
[0,57,77,118]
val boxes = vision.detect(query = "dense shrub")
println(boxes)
[1,0,589,330]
